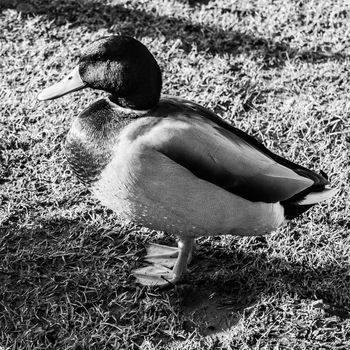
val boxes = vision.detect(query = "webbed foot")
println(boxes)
[132,264,179,286]
[143,243,180,268]
[132,238,194,286]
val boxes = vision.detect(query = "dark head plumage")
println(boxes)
[38,35,162,110]
[78,36,162,110]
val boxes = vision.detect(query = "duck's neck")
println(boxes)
[109,91,160,111]
[108,95,152,116]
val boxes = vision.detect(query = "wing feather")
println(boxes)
[139,105,314,203]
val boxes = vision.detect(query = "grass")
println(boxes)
[0,0,349,348]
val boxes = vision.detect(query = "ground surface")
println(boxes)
[0,0,349,349]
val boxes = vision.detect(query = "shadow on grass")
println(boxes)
[1,0,347,68]
[174,243,350,339]
[1,216,349,347]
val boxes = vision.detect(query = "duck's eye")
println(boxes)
[68,76,73,80]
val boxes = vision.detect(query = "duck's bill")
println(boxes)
[38,66,86,101]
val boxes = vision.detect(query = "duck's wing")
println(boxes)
[141,98,328,203]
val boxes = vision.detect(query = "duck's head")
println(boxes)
[38,35,162,110]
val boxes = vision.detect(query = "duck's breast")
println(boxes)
[65,99,132,185]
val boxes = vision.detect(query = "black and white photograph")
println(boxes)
[0,0,349,348]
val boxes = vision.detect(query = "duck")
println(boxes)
[38,35,337,286]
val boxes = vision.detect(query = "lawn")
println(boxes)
[0,0,349,349]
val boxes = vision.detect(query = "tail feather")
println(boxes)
[295,187,338,205]
[283,203,314,220]
[282,174,337,220]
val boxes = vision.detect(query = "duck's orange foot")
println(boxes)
[133,239,194,286]
[143,243,180,268]
[132,264,179,286]
[132,243,180,286]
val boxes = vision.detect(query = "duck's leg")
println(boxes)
[132,237,194,286]
[172,237,194,279]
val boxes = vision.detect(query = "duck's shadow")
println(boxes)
[169,238,350,339]
[2,216,349,345]
[1,0,347,67]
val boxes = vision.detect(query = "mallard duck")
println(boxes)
[38,35,336,286]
